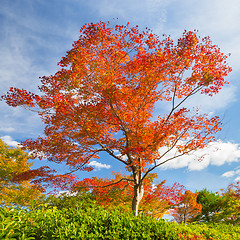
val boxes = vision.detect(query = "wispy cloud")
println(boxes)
[86,0,169,31]
[0,127,15,133]
[222,171,236,178]
[0,103,44,139]
[0,1,79,139]
[159,140,240,171]
[222,168,240,181]
[89,161,111,170]
[185,85,237,114]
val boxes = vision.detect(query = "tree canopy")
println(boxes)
[1,21,231,215]
[0,139,42,207]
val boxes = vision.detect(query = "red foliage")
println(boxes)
[170,190,202,223]
[1,22,231,214]
[73,172,185,215]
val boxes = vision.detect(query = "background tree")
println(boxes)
[36,190,95,211]
[1,21,231,216]
[190,184,240,224]
[192,188,224,223]
[217,182,240,224]
[138,178,185,218]
[0,139,42,207]
[171,190,202,223]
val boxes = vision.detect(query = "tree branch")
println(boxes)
[76,177,134,190]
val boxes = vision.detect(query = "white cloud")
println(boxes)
[115,152,128,161]
[222,171,236,178]
[185,85,237,114]
[0,135,19,147]
[235,176,240,181]
[88,161,111,170]
[159,140,240,171]
[222,168,240,181]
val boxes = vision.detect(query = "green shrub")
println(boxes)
[0,204,239,239]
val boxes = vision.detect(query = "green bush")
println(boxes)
[0,203,239,239]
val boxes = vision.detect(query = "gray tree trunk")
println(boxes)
[132,182,144,216]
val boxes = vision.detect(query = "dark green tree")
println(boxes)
[192,189,223,222]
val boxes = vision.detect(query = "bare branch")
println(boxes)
[142,128,189,180]
[165,85,203,123]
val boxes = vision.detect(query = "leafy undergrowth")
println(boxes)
[0,204,239,239]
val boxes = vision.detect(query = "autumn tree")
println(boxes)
[1,21,231,216]
[140,178,185,218]
[170,190,202,223]
[0,139,42,207]
[75,172,185,218]
[217,182,240,224]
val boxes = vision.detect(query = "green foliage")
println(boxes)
[193,189,223,223]
[218,185,240,224]
[1,203,240,239]
[193,188,240,224]
[33,191,96,210]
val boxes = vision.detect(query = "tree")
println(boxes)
[191,184,240,224]
[193,188,224,223]
[75,172,185,218]
[170,190,202,223]
[1,22,231,216]
[140,179,185,218]
[218,182,240,224]
[35,191,95,211]
[0,139,42,207]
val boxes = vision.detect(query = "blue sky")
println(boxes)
[1,0,240,193]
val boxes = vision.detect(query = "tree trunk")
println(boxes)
[132,182,144,216]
